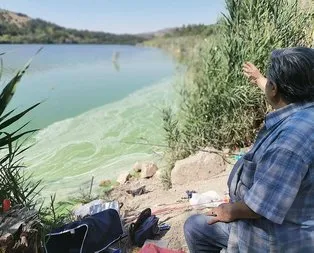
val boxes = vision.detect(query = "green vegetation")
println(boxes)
[0,50,42,207]
[99,179,119,195]
[0,10,145,44]
[40,194,74,232]
[143,24,221,62]
[161,0,313,187]
[165,24,219,38]
[0,51,75,233]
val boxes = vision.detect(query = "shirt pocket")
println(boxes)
[240,158,256,188]
[234,158,256,200]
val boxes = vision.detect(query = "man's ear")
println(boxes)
[269,81,278,97]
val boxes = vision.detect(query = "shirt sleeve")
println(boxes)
[244,147,308,224]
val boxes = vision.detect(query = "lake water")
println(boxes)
[0,44,178,200]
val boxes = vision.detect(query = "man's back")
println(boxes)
[228,102,314,252]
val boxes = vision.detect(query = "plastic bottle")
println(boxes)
[3,199,11,212]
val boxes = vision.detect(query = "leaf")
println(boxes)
[0,129,38,148]
[0,102,40,130]
[0,47,43,116]
[0,108,16,124]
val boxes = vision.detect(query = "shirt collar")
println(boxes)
[265,102,314,129]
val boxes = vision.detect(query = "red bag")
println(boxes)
[139,243,185,253]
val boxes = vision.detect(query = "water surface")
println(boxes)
[0,44,177,200]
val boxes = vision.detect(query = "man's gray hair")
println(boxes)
[268,47,314,103]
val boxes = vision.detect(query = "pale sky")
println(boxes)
[1,0,226,34]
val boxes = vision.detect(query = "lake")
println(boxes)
[0,44,177,200]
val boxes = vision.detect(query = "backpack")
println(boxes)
[45,209,124,253]
[129,208,159,247]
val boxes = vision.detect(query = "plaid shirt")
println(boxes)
[227,102,314,252]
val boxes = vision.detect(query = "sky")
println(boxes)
[0,0,226,34]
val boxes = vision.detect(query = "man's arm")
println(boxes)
[207,201,260,225]
[243,62,267,93]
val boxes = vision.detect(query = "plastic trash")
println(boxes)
[186,190,197,199]
[3,199,11,212]
[159,223,171,231]
[144,239,168,248]
[189,191,222,209]
[74,200,120,219]
[223,191,230,203]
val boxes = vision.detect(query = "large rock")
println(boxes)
[132,161,142,172]
[141,162,158,178]
[171,148,226,185]
[117,171,130,184]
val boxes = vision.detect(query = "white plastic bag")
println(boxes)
[74,200,120,219]
[189,191,222,209]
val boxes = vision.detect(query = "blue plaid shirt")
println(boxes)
[227,102,314,252]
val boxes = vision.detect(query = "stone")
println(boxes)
[155,169,162,180]
[99,180,112,187]
[222,148,230,155]
[171,147,227,186]
[117,171,130,184]
[132,161,142,172]
[126,186,148,197]
[141,162,158,178]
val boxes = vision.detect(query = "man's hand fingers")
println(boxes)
[243,66,252,73]
[246,62,255,68]
[208,217,219,225]
[243,72,250,78]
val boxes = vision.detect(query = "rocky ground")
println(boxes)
[108,149,237,251]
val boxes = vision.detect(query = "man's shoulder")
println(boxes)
[273,107,314,161]
[285,106,314,130]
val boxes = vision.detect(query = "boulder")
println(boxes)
[155,169,162,180]
[222,148,230,155]
[117,171,130,184]
[171,148,226,186]
[132,161,142,172]
[141,162,158,178]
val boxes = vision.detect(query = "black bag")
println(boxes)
[45,209,124,253]
[129,208,159,247]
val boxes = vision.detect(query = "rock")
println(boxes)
[155,169,162,180]
[126,186,149,197]
[132,161,142,172]
[117,172,130,184]
[99,180,112,187]
[222,148,230,155]
[171,148,227,186]
[141,162,158,178]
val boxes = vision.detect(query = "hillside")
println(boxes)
[0,9,145,44]
[142,23,221,63]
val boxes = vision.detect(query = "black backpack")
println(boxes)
[45,209,124,253]
[129,208,159,247]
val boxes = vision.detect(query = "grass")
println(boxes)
[160,0,313,188]
[99,179,119,196]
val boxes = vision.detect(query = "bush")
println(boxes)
[0,51,42,207]
[164,0,313,160]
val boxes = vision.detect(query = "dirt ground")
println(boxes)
[110,167,231,251]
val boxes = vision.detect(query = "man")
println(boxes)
[184,47,314,252]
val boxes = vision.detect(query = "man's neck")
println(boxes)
[272,99,288,110]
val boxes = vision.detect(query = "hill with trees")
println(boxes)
[164,23,218,38]
[0,9,146,44]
